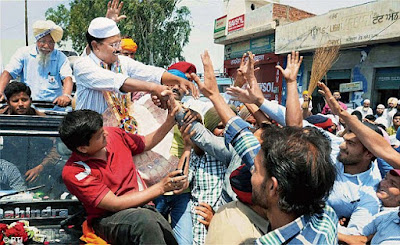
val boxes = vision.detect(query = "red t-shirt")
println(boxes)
[62,127,146,224]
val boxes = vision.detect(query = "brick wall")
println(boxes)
[273,3,315,23]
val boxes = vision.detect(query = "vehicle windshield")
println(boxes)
[0,115,72,202]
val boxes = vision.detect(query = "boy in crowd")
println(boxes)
[59,109,188,244]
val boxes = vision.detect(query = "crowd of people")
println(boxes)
[1,0,400,244]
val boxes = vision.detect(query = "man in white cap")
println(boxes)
[355,99,374,119]
[375,104,388,128]
[0,20,73,108]
[73,17,198,114]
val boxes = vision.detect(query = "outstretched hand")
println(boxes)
[227,53,264,105]
[234,52,259,87]
[192,50,219,99]
[106,0,126,23]
[151,86,173,109]
[276,51,303,83]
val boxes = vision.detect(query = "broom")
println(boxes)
[303,44,340,109]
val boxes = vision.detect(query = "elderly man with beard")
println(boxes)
[0,20,73,109]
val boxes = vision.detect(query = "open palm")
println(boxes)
[276,51,303,83]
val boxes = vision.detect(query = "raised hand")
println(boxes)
[106,0,126,23]
[276,51,303,83]
[234,53,248,87]
[227,54,264,105]
[192,50,219,99]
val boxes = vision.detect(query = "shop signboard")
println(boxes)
[214,15,227,39]
[340,81,363,92]
[275,0,400,54]
[224,34,275,59]
[228,14,245,33]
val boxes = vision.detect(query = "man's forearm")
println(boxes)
[285,82,302,127]
[120,78,162,94]
[0,71,12,94]
[144,120,175,151]
[161,72,185,86]
[98,184,165,212]
[62,77,73,95]
[209,94,236,126]
[342,112,400,168]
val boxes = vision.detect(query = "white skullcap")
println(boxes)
[88,17,120,38]
[33,20,63,43]
[364,99,371,104]
[377,104,385,109]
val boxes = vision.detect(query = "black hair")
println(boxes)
[364,114,376,122]
[393,112,400,119]
[4,81,31,100]
[86,31,106,51]
[260,125,336,216]
[59,110,103,153]
[351,110,362,121]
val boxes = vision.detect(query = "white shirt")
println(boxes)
[73,52,165,113]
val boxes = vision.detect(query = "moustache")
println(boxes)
[172,88,180,94]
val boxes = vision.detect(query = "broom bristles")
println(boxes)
[307,45,340,94]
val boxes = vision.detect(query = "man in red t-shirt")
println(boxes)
[59,109,187,244]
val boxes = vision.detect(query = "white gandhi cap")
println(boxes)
[88,17,120,38]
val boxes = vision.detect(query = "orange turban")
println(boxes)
[121,38,137,52]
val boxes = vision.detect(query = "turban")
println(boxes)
[230,164,252,205]
[238,107,251,120]
[88,17,120,38]
[121,38,138,52]
[305,115,334,132]
[168,69,187,80]
[204,105,237,132]
[168,61,197,74]
[33,20,63,43]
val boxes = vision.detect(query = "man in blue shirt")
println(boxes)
[0,20,73,108]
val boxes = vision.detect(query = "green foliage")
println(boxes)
[45,0,192,67]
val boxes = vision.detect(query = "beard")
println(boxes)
[337,151,360,165]
[251,181,269,209]
[37,49,51,68]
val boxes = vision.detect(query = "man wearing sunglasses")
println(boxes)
[0,20,73,109]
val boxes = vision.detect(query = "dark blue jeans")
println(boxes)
[92,205,177,245]
[154,193,193,245]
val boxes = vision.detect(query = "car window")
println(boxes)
[0,115,71,201]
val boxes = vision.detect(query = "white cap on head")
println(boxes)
[88,17,120,38]
[377,104,385,109]
[33,20,63,42]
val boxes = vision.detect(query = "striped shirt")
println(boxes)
[256,205,338,245]
[224,116,259,169]
[73,52,165,114]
